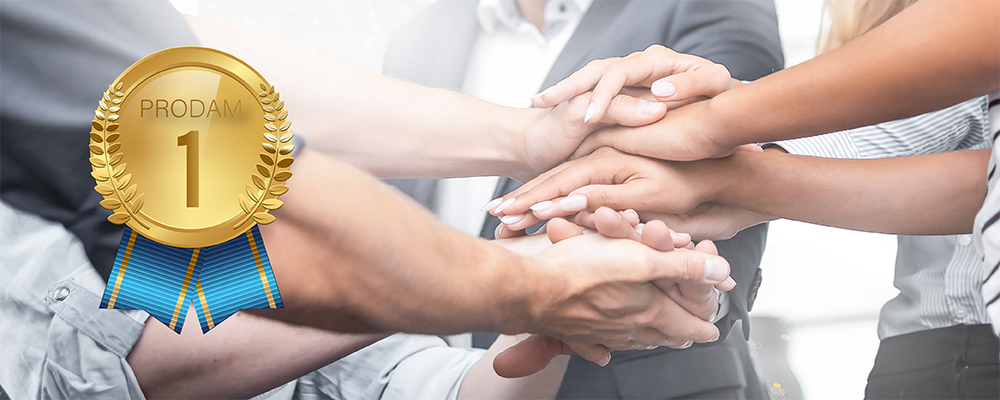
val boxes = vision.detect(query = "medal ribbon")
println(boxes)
[99,226,282,333]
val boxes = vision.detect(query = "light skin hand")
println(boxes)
[640,203,774,242]
[517,90,667,182]
[491,147,716,232]
[493,210,731,378]
[531,44,740,124]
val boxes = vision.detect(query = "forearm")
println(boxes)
[458,334,569,400]
[257,149,543,335]
[705,149,989,235]
[707,0,1000,148]
[128,309,384,399]
[184,15,532,179]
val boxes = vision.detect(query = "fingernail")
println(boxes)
[500,214,525,225]
[625,209,639,220]
[559,195,588,212]
[533,85,556,99]
[637,99,663,115]
[725,276,737,287]
[598,353,611,366]
[481,197,503,212]
[530,200,553,211]
[651,79,676,97]
[680,340,694,349]
[703,257,727,282]
[670,231,691,242]
[708,334,720,343]
[584,102,596,123]
[494,198,516,214]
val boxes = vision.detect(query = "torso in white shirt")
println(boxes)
[433,0,592,236]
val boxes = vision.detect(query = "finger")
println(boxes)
[493,335,572,378]
[499,212,545,233]
[646,295,722,345]
[566,342,612,366]
[638,219,675,252]
[671,281,718,320]
[621,209,640,227]
[546,217,585,244]
[568,183,658,213]
[737,143,764,153]
[572,211,596,230]
[532,58,618,109]
[694,239,720,256]
[644,245,730,285]
[599,95,666,127]
[486,158,584,217]
[648,64,734,102]
[592,207,641,241]
[715,276,737,292]
[496,222,529,239]
[586,46,687,123]
[501,157,623,217]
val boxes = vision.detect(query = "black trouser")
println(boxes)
[866,324,999,399]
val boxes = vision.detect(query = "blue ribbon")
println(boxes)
[100,226,283,333]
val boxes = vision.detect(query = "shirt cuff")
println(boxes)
[710,289,730,324]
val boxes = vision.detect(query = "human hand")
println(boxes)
[493,209,733,378]
[531,44,739,124]
[640,203,774,242]
[491,147,719,233]
[516,89,666,182]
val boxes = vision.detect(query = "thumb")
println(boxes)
[493,335,574,378]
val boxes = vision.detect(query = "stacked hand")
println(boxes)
[496,45,771,241]
[494,207,735,378]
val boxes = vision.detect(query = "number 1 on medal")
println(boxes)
[177,130,199,207]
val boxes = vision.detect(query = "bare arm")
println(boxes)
[127,309,384,399]
[183,15,663,182]
[495,147,988,236]
[557,0,999,161]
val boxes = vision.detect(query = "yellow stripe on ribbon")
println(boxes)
[246,230,277,308]
[169,248,200,330]
[107,230,138,309]
[195,280,215,330]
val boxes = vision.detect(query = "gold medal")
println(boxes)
[90,47,293,247]
[92,47,291,333]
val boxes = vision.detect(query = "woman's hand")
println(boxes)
[531,44,740,124]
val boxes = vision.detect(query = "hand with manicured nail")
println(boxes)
[516,88,667,182]
[530,44,740,125]
[492,207,734,378]
[488,147,771,241]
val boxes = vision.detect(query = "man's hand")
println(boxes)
[494,208,733,378]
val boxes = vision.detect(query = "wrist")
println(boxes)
[506,107,545,182]
[702,91,747,153]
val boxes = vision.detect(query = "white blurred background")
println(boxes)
[171,0,900,398]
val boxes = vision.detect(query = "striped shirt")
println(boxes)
[777,96,991,339]
[974,93,1000,336]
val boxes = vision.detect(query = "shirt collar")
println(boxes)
[476,0,594,34]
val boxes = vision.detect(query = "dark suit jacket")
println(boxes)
[382,1,783,398]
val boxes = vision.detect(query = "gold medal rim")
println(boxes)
[89,46,293,248]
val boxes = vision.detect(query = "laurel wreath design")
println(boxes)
[234,83,294,229]
[91,81,149,228]
[89,81,293,230]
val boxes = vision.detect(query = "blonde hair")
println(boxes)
[817,0,920,54]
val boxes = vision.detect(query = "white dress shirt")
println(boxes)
[433,0,593,237]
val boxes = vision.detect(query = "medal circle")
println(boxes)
[99,47,286,248]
